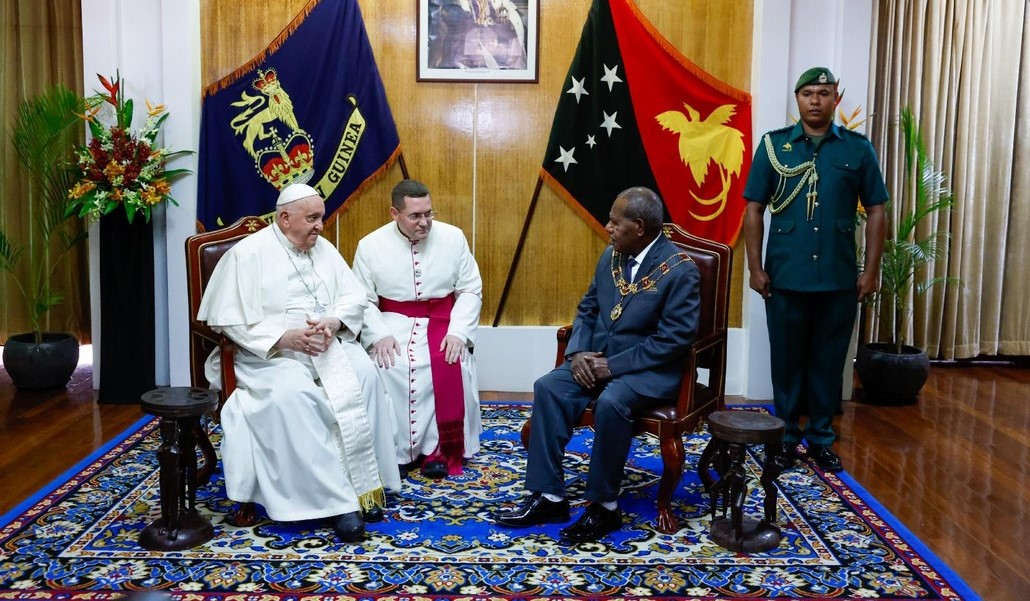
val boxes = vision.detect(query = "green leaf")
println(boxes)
[122,98,134,130]
[162,168,193,179]
[869,105,962,352]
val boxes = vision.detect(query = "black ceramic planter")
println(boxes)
[854,342,930,405]
[2,332,80,389]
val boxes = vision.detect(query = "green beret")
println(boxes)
[794,67,838,92]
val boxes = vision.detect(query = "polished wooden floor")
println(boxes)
[1,362,1026,600]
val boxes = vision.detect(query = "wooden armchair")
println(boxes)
[185,215,269,526]
[520,223,732,533]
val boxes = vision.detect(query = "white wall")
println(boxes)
[81,0,200,388]
[80,0,875,399]
[746,0,875,401]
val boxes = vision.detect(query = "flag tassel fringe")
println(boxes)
[203,0,323,97]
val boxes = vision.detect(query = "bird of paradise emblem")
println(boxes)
[656,103,745,222]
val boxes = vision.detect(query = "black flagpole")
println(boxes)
[493,176,544,327]
[396,152,410,179]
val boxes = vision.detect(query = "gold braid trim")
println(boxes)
[763,134,819,221]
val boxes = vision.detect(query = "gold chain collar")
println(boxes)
[608,250,693,321]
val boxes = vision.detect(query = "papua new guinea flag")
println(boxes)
[197,0,400,231]
[540,0,752,245]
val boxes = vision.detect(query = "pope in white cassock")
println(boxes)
[352,179,483,479]
[196,183,401,543]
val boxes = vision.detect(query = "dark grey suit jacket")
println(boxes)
[565,234,701,400]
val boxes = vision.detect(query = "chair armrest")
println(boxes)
[690,330,726,355]
[191,322,222,346]
[219,336,237,397]
[673,331,727,417]
[191,321,238,400]
[554,325,573,368]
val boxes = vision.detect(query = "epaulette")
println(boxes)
[839,127,871,140]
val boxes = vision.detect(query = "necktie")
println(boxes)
[627,257,638,283]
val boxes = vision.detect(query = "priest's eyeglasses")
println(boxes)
[402,209,436,223]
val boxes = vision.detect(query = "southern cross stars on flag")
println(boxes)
[539,0,752,246]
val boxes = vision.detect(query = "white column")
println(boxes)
[80,0,201,388]
[746,0,875,401]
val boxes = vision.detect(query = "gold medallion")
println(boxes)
[610,302,623,321]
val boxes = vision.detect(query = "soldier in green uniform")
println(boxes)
[743,67,887,473]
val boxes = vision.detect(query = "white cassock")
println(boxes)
[352,221,482,471]
[197,223,400,522]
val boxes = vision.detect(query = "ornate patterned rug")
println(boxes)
[1,404,977,600]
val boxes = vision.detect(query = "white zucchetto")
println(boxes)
[276,183,321,206]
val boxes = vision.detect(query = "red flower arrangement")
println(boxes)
[67,72,191,223]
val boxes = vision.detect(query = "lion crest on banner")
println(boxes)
[230,68,315,190]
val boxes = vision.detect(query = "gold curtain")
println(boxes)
[868,0,1030,358]
[0,0,88,342]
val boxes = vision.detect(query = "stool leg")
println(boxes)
[194,417,217,486]
[180,417,200,514]
[700,439,731,521]
[727,443,747,543]
[156,418,182,540]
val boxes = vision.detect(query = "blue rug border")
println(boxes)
[0,400,981,600]
[738,402,981,601]
[833,467,980,600]
[493,399,980,599]
[0,413,154,529]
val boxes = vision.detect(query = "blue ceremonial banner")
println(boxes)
[197,0,400,230]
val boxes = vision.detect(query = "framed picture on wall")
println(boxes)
[417,0,539,83]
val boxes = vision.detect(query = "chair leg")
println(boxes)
[655,432,685,533]
[520,419,531,449]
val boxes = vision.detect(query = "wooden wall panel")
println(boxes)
[200,0,751,327]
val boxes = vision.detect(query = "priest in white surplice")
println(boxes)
[352,179,483,479]
[197,184,401,543]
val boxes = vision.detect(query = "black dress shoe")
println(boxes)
[493,493,570,527]
[764,441,800,471]
[559,503,622,544]
[808,444,843,472]
[420,460,448,479]
[330,511,365,542]
[362,505,384,523]
[399,456,424,478]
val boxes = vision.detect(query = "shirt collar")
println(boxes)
[631,234,661,266]
[788,121,843,142]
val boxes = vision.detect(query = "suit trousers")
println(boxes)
[526,364,666,503]
[765,287,857,445]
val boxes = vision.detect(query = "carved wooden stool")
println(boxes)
[697,409,786,552]
[138,387,218,551]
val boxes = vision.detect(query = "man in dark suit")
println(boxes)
[492,186,701,544]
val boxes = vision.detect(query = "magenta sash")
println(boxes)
[378,295,465,475]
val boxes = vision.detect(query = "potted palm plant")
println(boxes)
[0,84,87,389]
[854,106,959,404]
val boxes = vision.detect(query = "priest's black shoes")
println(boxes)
[493,493,570,527]
[420,460,448,479]
[559,503,622,544]
[807,444,843,472]
[331,511,365,542]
